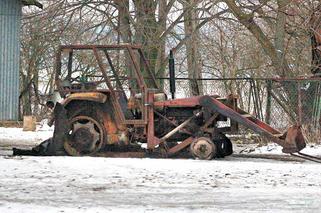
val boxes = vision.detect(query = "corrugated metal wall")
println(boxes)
[0,0,22,120]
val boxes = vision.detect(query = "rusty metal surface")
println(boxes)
[101,104,128,145]
[168,137,194,155]
[64,98,128,147]
[103,49,126,96]
[154,96,201,107]
[160,111,201,143]
[283,125,306,153]
[235,107,281,135]
[199,96,306,153]
[93,47,126,124]
[62,92,107,106]
[147,91,156,149]
[200,96,285,145]
[126,46,147,90]
[64,115,104,156]
[190,137,216,160]
[56,45,152,127]
[153,110,192,135]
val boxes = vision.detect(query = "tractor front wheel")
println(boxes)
[190,137,217,160]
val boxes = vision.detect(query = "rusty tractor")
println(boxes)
[13,44,314,160]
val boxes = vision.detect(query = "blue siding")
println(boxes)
[0,0,22,120]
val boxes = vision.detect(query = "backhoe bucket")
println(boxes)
[282,125,306,153]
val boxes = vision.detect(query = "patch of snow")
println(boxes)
[242,143,321,156]
[251,143,283,154]
[0,124,53,149]
[37,119,55,132]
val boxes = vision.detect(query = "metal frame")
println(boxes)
[55,44,158,126]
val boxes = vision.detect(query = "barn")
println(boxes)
[0,0,42,121]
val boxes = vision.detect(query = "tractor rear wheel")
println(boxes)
[64,102,106,156]
[190,137,217,160]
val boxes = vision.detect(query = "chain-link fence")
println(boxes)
[162,77,321,144]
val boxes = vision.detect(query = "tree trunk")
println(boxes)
[133,0,157,66]
[183,0,203,96]
[274,0,287,75]
[154,0,167,88]
[115,0,134,89]
[20,73,32,117]
[116,0,131,43]
[302,4,321,125]
[310,5,321,75]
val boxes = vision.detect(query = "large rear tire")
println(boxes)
[64,101,107,156]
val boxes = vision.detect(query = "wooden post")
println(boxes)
[23,116,36,131]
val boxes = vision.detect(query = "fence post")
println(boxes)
[265,80,272,124]
[297,81,302,126]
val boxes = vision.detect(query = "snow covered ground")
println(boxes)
[1,126,321,212]
[0,122,53,150]
[238,142,321,156]
[0,156,321,212]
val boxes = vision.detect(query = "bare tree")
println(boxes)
[183,0,203,96]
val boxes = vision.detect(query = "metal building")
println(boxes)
[0,0,42,121]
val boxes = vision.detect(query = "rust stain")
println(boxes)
[62,92,107,106]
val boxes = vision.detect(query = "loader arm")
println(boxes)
[199,96,306,153]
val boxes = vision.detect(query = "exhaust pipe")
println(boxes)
[169,50,176,99]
